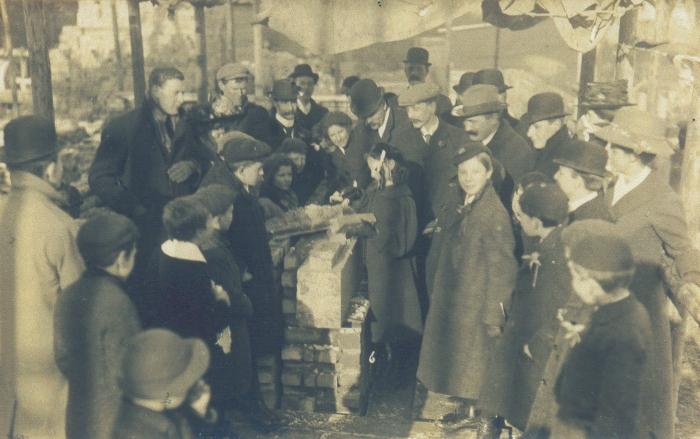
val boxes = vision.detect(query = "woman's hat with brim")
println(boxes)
[350,79,385,119]
[519,182,569,225]
[289,64,319,83]
[450,84,506,119]
[553,138,609,178]
[593,107,676,157]
[452,141,492,166]
[120,329,210,401]
[521,92,569,126]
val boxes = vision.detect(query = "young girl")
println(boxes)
[260,155,299,213]
[361,143,422,388]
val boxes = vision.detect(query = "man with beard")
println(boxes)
[402,47,452,118]
[522,92,572,178]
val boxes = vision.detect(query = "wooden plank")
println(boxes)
[21,0,54,123]
[194,3,208,104]
[127,0,146,106]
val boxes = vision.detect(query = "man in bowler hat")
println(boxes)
[0,115,85,438]
[402,47,452,117]
[266,79,312,150]
[289,64,329,134]
[523,92,573,177]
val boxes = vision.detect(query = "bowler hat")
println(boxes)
[290,64,319,83]
[340,75,360,95]
[3,115,58,165]
[452,141,492,166]
[453,72,476,94]
[473,69,511,93]
[77,212,139,268]
[519,182,569,225]
[403,47,431,66]
[397,82,441,107]
[120,329,210,400]
[216,63,250,82]
[553,138,608,177]
[279,138,308,155]
[350,79,385,119]
[271,79,298,102]
[570,233,634,273]
[450,84,506,119]
[593,107,676,157]
[522,92,569,126]
[221,134,271,164]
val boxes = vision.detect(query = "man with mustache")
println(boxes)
[523,92,572,178]
[402,47,452,119]
[266,79,312,150]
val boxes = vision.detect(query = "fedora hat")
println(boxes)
[403,47,431,66]
[473,69,511,93]
[289,64,319,83]
[120,328,210,400]
[453,72,476,94]
[522,92,569,126]
[593,107,676,157]
[3,115,58,165]
[580,80,635,110]
[450,84,505,119]
[350,79,385,119]
[271,79,298,102]
[553,138,608,177]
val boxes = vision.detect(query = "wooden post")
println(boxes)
[21,0,54,123]
[0,0,19,116]
[575,49,596,117]
[494,27,501,69]
[110,0,124,91]
[194,2,208,104]
[226,0,236,62]
[127,0,146,106]
[252,0,264,97]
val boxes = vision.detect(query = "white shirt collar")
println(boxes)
[482,126,498,146]
[420,116,440,138]
[275,112,295,129]
[568,191,599,213]
[297,98,311,115]
[378,106,391,138]
[612,166,652,206]
[161,239,207,263]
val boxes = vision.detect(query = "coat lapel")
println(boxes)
[608,171,659,219]
[381,107,396,143]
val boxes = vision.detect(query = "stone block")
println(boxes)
[284,327,334,345]
[339,348,362,368]
[303,369,318,388]
[281,271,297,288]
[281,368,303,387]
[282,298,296,315]
[315,345,340,364]
[338,327,362,351]
[303,345,315,363]
[335,386,361,414]
[316,371,338,389]
[284,252,302,270]
[281,389,315,412]
[314,388,336,412]
[256,355,276,368]
[281,345,303,361]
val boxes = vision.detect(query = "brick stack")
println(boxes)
[278,233,370,414]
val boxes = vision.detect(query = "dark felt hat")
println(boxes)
[452,141,492,166]
[3,115,58,165]
[279,137,308,155]
[519,182,569,225]
[593,107,676,157]
[522,92,569,126]
[120,329,210,400]
[340,75,360,95]
[271,79,298,102]
[350,79,385,119]
[403,47,431,65]
[77,212,139,267]
[571,233,634,273]
[221,134,271,164]
[290,64,319,83]
[453,72,476,94]
[553,138,608,177]
[450,84,506,118]
[473,69,511,93]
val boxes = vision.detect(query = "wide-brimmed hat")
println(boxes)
[216,63,250,82]
[350,79,385,119]
[120,328,210,400]
[451,84,506,119]
[553,138,608,177]
[580,80,635,110]
[271,79,298,102]
[403,47,431,66]
[452,141,492,166]
[453,72,476,94]
[473,69,511,93]
[397,82,441,107]
[289,64,319,83]
[3,115,58,165]
[522,92,569,126]
[593,107,676,157]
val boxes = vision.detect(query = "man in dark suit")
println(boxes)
[289,64,328,135]
[402,47,452,118]
[522,92,572,178]
[266,79,312,150]
[552,138,612,222]
[89,66,214,287]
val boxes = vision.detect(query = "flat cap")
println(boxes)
[77,212,139,267]
[221,134,271,164]
[453,141,492,166]
[519,182,569,225]
[398,82,441,107]
[279,138,308,155]
[3,115,58,165]
[320,111,353,135]
[571,233,634,273]
[450,84,505,118]
[271,79,298,102]
[216,63,250,82]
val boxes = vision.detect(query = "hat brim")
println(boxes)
[453,84,467,94]
[580,102,636,110]
[594,124,675,157]
[163,338,210,399]
[351,88,385,119]
[290,73,320,83]
[452,102,506,119]
[522,111,570,126]
[403,60,431,66]
[553,157,609,178]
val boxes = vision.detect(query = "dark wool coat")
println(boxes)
[553,296,652,439]
[570,193,613,223]
[487,119,535,184]
[200,164,282,355]
[112,402,194,439]
[295,98,329,136]
[418,184,517,399]
[606,170,700,439]
[54,269,141,439]
[479,226,571,430]
[362,184,422,343]
[533,126,571,178]
[292,159,325,205]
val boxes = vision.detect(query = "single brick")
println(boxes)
[260,388,278,410]
[281,271,297,288]
[256,355,276,367]
[303,369,318,388]
[258,368,275,384]
[281,369,303,387]
[315,346,340,364]
[316,371,338,389]
[282,298,296,315]
[281,393,315,412]
[284,252,302,270]
[281,345,303,361]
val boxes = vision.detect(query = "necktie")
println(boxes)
[423,133,432,144]
[165,117,175,140]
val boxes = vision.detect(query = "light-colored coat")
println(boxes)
[0,171,84,439]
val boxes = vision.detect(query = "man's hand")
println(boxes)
[168,161,198,184]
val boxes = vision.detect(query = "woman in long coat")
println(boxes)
[418,142,517,407]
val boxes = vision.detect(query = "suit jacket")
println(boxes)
[533,126,571,178]
[54,269,141,439]
[265,109,312,150]
[424,120,469,219]
[570,193,612,223]
[487,120,535,183]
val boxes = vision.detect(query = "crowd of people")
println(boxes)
[0,44,699,439]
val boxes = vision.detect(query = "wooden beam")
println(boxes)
[226,0,236,62]
[194,3,208,104]
[110,0,124,91]
[21,0,53,123]
[0,0,19,116]
[252,0,264,97]
[575,48,596,118]
[127,0,146,106]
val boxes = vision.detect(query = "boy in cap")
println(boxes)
[523,92,572,177]
[54,213,141,439]
[113,328,219,439]
[547,232,652,439]
[0,115,85,438]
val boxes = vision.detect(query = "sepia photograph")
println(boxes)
[1,0,700,437]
